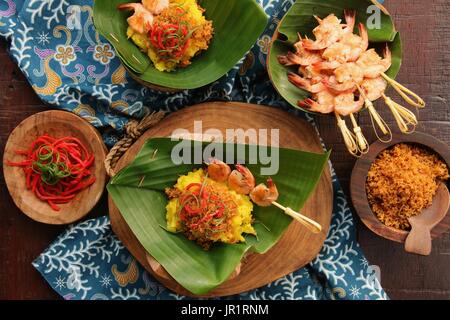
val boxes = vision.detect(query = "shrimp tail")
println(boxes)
[358,23,369,51]
[277,55,294,66]
[288,72,308,89]
[298,98,315,110]
[302,38,326,51]
[344,9,356,31]
[383,45,392,70]
[312,60,340,71]
[118,3,137,11]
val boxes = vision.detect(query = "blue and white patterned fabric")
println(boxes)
[0,0,387,300]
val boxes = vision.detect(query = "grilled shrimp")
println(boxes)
[118,3,154,34]
[322,63,364,93]
[302,14,343,50]
[303,10,355,51]
[288,72,326,93]
[321,42,352,66]
[334,92,364,116]
[228,164,256,195]
[278,50,322,67]
[340,23,369,61]
[299,90,335,114]
[207,158,231,183]
[357,47,392,78]
[315,23,368,70]
[360,77,388,101]
[142,0,169,14]
[299,65,324,81]
[250,178,279,207]
[278,38,323,67]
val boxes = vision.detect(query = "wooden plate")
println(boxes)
[3,110,107,225]
[350,132,450,243]
[108,102,333,297]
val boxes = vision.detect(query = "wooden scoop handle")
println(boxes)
[405,223,432,256]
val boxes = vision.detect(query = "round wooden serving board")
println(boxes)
[108,102,333,297]
[3,110,107,224]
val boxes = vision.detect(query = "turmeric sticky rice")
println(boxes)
[165,169,256,250]
[366,143,449,230]
[125,0,214,72]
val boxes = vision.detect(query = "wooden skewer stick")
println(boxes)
[349,113,369,154]
[382,93,418,134]
[335,112,360,157]
[272,201,322,234]
[381,73,426,108]
[356,84,392,143]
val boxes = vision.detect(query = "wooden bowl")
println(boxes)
[350,132,450,243]
[3,110,108,225]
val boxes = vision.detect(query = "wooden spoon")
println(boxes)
[405,183,450,256]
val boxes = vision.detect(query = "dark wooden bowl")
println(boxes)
[350,132,450,243]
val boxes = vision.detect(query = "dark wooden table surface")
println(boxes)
[1,0,449,300]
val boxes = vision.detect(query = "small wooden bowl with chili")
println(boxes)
[350,132,450,244]
[3,110,107,225]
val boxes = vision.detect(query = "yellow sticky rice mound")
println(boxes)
[166,169,256,249]
[127,0,213,72]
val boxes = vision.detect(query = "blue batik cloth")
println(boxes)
[0,0,387,300]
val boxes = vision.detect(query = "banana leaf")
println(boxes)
[107,138,330,295]
[268,0,402,113]
[93,0,268,89]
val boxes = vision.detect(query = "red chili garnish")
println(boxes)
[148,20,193,61]
[5,134,96,211]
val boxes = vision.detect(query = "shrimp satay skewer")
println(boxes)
[358,74,418,134]
[287,72,326,94]
[299,90,335,114]
[322,62,364,94]
[207,158,231,182]
[356,79,392,141]
[334,93,368,154]
[357,47,425,109]
[209,161,323,233]
[278,35,323,67]
[303,10,355,51]
[315,23,368,71]
[250,178,322,233]
[228,164,256,195]
[142,0,169,14]
[118,3,155,34]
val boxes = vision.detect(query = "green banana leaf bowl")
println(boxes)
[107,138,330,295]
[93,0,268,90]
[267,0,403,115]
